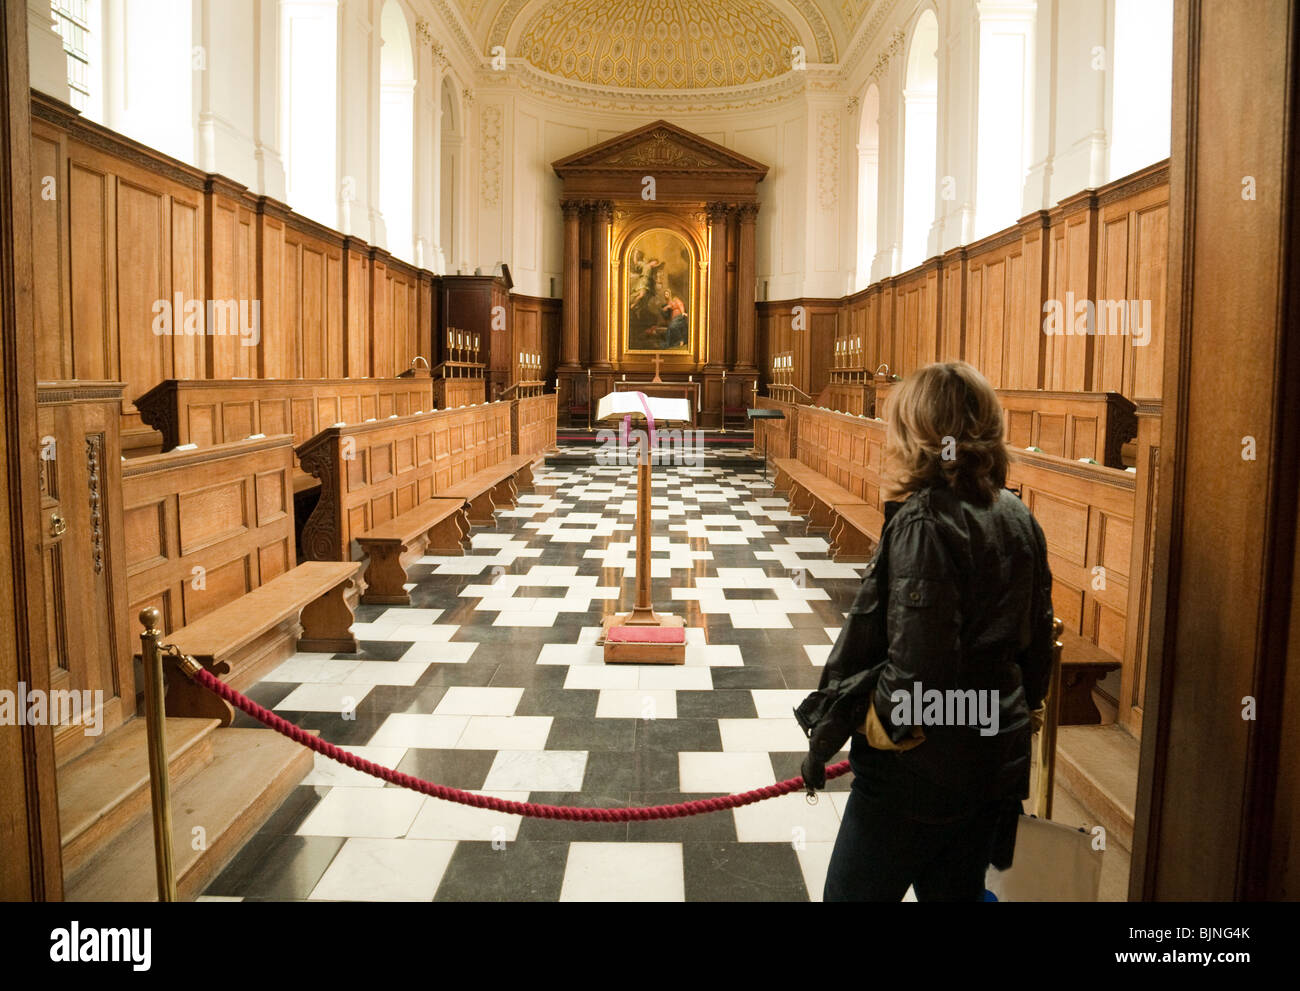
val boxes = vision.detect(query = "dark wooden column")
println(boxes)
[560,200,581,371]
[578,203,593,367]
[705,202,730,370]
[1132,0,1300,900]
[591,200,613,369]
[0,0,62,900]
[734,203,759,373]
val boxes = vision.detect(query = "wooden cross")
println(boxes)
[652,353,664,383]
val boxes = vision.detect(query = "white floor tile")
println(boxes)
[731,791,843,843]
[563,665,640,690]
[796,842,836,902]
[434,686,524,716]
[301,745,408,789]
[678,751,775,793]
[367,713,470,749]
[297,786,426,838]
[405,790,530,842]
[455,715,553,750]
[309,838,456,901]
[750,690,814,719]
[399,641,479,664]
[274,683,372,713]
[482,750,588,791]
[560,843,685,902]
[595,689,677,720]
[718,718,811,752]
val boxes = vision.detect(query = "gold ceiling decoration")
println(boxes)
[516,0,806,90]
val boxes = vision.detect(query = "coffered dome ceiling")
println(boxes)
[470,0,863,91]
[519,0,803,89]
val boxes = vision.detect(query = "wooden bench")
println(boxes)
[999,389,1137,469]
[773,457,864,531]
[121,436,362,719]
[1056,629,1123,725]
[442,453,535,525]
[355,497,470,604]
[828,503,886,560]
[297,403,513,562]
[162,561,362,723]
[135,376,436,453]
[513,393,558,460]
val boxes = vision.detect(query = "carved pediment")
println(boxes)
[553,121,769,178]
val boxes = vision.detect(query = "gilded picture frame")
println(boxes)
[622,228,695,354]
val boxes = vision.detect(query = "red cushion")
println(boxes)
[607,625,686,644]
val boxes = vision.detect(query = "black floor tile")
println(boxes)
[434,841,570,902]
[682,841,810,902]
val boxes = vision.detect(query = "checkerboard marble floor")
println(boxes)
[202,455,866,902]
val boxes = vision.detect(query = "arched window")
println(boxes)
[856,84,880,290]
[379,0,415,263]
[901,9,939,270]
[1109,0,1173,180]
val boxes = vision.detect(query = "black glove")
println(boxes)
[801,752,827,794]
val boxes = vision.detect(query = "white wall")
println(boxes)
[24,0,1172,301]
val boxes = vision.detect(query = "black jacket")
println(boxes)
[797,484,1054,819]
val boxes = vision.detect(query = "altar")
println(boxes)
[551,120,767,428]
[613,380,700,426]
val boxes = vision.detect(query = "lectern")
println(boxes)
[596,391,691,664]
[747,407,785,482]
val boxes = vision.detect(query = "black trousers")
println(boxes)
[823,751,1004,902]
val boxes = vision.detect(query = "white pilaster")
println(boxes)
[27,0,69,101]
[280,0,338,226]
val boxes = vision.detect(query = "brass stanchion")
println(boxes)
[139,607,178,902]
[1036,617,1066,819]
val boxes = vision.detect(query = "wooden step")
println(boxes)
[65,727,313,901]
[1055,723,1139,852]
[58,716,220,877]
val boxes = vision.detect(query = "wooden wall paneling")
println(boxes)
[939,247,965,363]
[121,435,296,638]
[168,183,205,382]
[1133,0,1300,901]
[69,154,113,382]
[2,5,63,899]
[1012,212,1050,391]
[1121,401,1162,735]
[1045,190,1099,392]
[807,303,838,398]
[1095,164,1171,400]
[255,204,284,378]
[342,237,371,377]
[28,120,71,380]
[417,270,435,372]
[36,383,131,766]
[205,177,260,380]
[1007,449,1135,679]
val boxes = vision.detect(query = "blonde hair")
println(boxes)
[881,361,1008,507]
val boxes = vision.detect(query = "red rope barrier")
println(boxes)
[191,667,851,821]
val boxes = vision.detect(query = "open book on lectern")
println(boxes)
[595,391,692,425]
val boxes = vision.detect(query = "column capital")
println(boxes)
[561,199,584,219]
[737,202,760,224]
[705,202,732,224]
